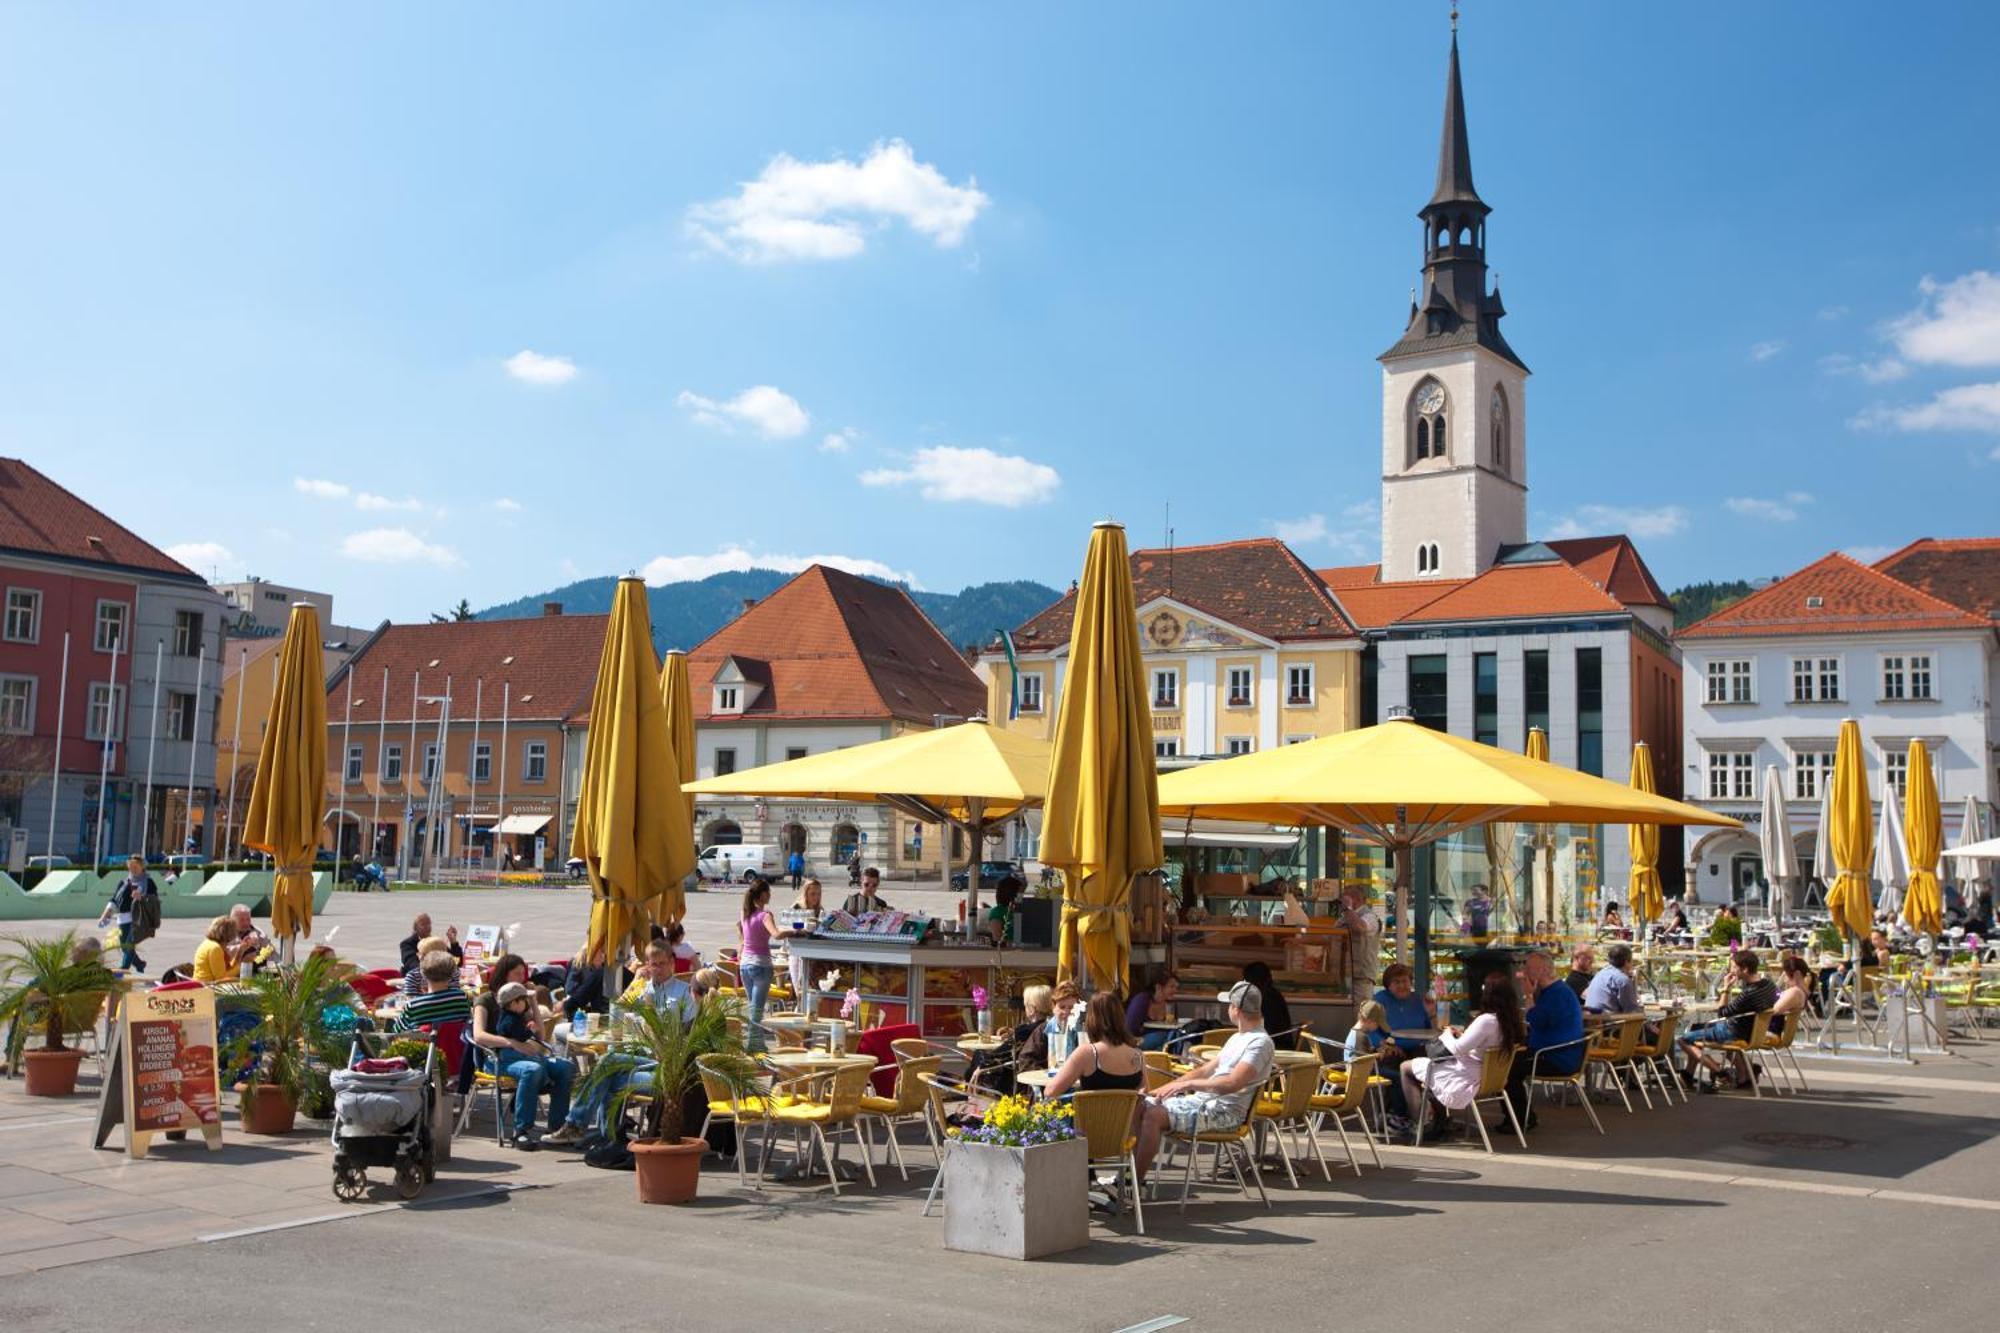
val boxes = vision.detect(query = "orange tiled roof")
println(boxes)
[1011,538,1355,650]
[689,565,985,724]
[1542,536,1672,609]
[1396,560,1627,624]
[1332,578,1468,630]
[0,458,201,582]
[1872,537,2000,620]
[1678,552,1991,640]
[326,612,611,723]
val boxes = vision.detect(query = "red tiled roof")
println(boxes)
[1012,538,1356,650]
[1678,552,1991,640]
[1332,578,1468,630]
[0,458,200,581]
[1317,563,1383,590]
[1542,535,1672,610]
[1873,537,2000,620]
[1396,560,1627,624]
[689,565,985,724]
[327,612,611,723]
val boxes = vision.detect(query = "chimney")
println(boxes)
[739,597,758,616]
[542,602,562,617]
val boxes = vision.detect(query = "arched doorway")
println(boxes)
[702,818,742,847]
[831,822,860,865]
[781,822,808,858]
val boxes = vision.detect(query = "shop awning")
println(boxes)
[495,814,551,835]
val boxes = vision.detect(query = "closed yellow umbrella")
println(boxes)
[1626,742,1664,925]
[572,578,686,960]
[1903,738,1943,936]
[1040,522,1162,992]
[650,650,697,927]
[1525,728,1549,764]
[1524,726,1551,932]
[242,602,327,946]
[1824,719,1875,941]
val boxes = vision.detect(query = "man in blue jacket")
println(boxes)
[1504,950,1584,1132]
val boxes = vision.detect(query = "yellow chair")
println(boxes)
[1251,1059,1330,1187]
[469,1065,520,1146]
[1072,1089,1146,1234]
[1631,1011,1686,1104]
[1414,1045,1523,1154]
[1584,1014,1649,1113]
[890,1037,932,1062]
[768,1060,878,1195]
[1308,1052,1382,1176]
[1524,1036,1603,1135]
[697,1055,775,1188]
[1198,1027,1234,1049]
[1159,1111,1271,1214]
[1142,1050,1178,1092]
[917,1070,973,1216]
[1754,1009,1806,1094]
[857,1054,941,1181]
[1710,1010,1776,1098]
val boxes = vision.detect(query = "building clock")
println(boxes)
[1414,382,1446,416]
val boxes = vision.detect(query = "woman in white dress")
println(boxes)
[1398,972,1527,1141]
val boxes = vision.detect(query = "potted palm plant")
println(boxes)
[0,930,117,1097]
[579,997,757,1204]
[224,951,353,1135]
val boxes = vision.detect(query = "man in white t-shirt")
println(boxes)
[1135,981,1276,1180]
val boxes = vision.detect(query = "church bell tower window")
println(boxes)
[1410,379,1448,465]
[1489,385,1509,473]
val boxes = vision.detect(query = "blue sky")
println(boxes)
[3,3,1996,622]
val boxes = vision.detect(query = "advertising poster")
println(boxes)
[120,985,223,1157]
[460,924,502,987]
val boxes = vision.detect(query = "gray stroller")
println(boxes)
[331,1031,437,1201]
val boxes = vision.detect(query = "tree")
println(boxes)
[430,599,475,624]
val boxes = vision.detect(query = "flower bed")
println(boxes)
[950,1094,1075,1149]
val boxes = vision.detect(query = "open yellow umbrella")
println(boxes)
[1824,719,1875,942]
[650,650,697,927]
[1903,738,1943,936]
[1627,742,1665,925]
[1040,522,1162,992]
[573,578,686,961]
[242,601,327,947]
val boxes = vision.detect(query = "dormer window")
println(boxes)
[1409,378,1448,466]
[716,685,741,714]
[709,655,766,715]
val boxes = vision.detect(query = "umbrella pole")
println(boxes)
[965,798,985,930]
[1393,841,1411,969]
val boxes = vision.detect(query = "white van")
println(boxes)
[698,843,781,883]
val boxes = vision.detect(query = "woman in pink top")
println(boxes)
[1397,973,1525,1141]
[737,881,778,1051]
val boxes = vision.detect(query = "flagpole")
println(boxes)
[181,623,207,858]
[140,641,163,857]
[467,677,483,874]
[224,646,247,863]
[401,669,420,882]
[493,682,510,886]
[92,629,123,874]
[335,665,355,885]
[45,631,69,861]
[371,665,387,870]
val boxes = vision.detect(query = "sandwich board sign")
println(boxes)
[94,987,224,1158]
[460,924,502,987]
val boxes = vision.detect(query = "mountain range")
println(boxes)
[478,570,1063,653]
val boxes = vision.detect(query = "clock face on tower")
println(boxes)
[1414,382,1446,416]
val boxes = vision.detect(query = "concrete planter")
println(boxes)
[942,1136,1089,1260]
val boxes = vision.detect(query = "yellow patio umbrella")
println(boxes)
[1524,726,1552,931]
[1903,738,1943,936]
[1626,742,1665,925]
[650,650,697,927]
[1040,522,1162,992]
[241,601,327,948]
[572,578,686,961]
[1824,718,1875,942]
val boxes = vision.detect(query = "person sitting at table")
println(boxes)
[1598,901,1626,938]
[1399,972,1523,1143]
[1373,963,1437,1064]
[1044,992,1146,1100]
[402,935,451,997]
[1340,999,1412,1122]
[985,875,1024,945]
[396,950,473,1033]
[617,941,698,1022]
[1505,950,1584,1133]
[1136,981,1276,1181]
[1659,901,1691,940]
[1582,943,1644,1015]
[1125,966,1185,1052]
[227,904,270,971]
[474,978,577,1148]
[1564,945,1596,999]
[976,982,1053,1097]
[1679,950,1778,1090]
[399,913,461,974]
[556,948,715,1148]
[1770,956,1811,1040]
[192,915,239,985]
[840,867,892,916]
[1242,961,1293,1044]
[661,921,699,974]
[473,953,562,1104]
[690,966,725,1001]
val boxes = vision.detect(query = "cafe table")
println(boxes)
[1015,1068,1056,1099]
[760,1052,878,1182]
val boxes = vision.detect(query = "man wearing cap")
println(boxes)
[1135,980,1276,1181]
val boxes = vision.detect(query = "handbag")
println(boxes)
[1423,1038,1454,1060]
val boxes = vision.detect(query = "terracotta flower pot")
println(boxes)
[238,1083,299,1136]
[630,1137,708,1204]
[23,1048,85,1098]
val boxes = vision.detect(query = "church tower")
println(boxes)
[1378,26,1529,582]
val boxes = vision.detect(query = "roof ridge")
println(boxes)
[1679,549,1989,638]
[1130,535,1289,559]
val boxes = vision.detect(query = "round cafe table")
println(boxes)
[1016,1068,1055,1099]
[956,1035,1003,1054]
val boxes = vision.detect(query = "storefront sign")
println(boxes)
[95,986,224,1158]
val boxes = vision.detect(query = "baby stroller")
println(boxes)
[330,1030,437,1201]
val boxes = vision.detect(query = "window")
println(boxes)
[1705,659,1753,705]
[1793,750,1833,800]
[4,588,40,643]
[1285,664,1313,706]
[525,741,549,782]
[1415,542,1444,576]
[0,676,32,733]
[422,743,440,782]
[165,690,196,741]
[1019,672,1044,714]
[1473,652,1499,746]
[1225,667,1253,708]
[786,747,808,762]
[1882,653,1934,702]
[172,610,203,658]
[1706,751,1754,801]
[94,600,127,653]
[711,747,735,778]
[1576,647,1603,776]
[1410,377,1448,464]
[716,686,740,713]
[1408,654,1448,731]
[1489,385,1510,472]
[1909,654,1933,700]
[1791,656,1840,703]
[1224,737,1254,756]
[383,745,403,782]
[1154,738,1179,759]
[1284,733,1314,745]
[472,742,492,783]
[85,683,124,741]
[1523,649,1549,738]
[1883,750,1907,800]
[1152,669,1179,709]
[345,745,364,783]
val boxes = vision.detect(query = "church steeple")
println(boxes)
[1428,31,1482,212]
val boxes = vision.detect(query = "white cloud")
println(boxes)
[1749,340,1787,362]
[676,384,811,439]
[640,546,919,588]
[820,428,858,454]
[1818,305,1850,321]
[491,497,523,512]
[340,528,460,567]
[1724,493,1813,522]
[860,445,1060,507]
[1820,353,1908,383]
[1545,504,1688,541]
[1852,381,2000,434]
[1269,500,1378,560]
[686,139,990,264]
[354,492,424,512]
[1843,544,1895,565]
[504,350,579,385]
[1272,514,1330,545]
[294,477,350,500]
[166,540,234,572]
[1889,271,2000,368]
